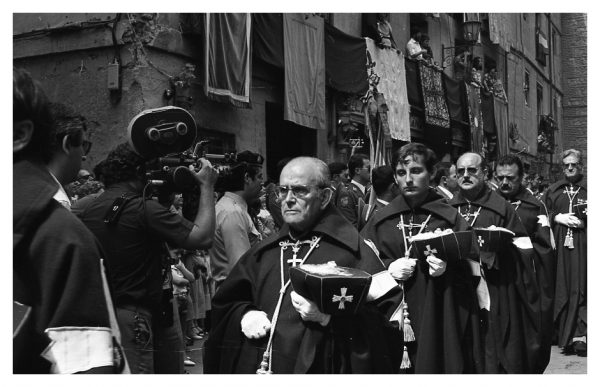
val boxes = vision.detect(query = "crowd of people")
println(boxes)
[14,67,586,374]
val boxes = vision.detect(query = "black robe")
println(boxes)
[508,187,556,372]
[544,179,587,347]
[449,188,541,373]
[361,189,483,373]
[204,205,404,374]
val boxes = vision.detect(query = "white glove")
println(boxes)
[555,213,583,228]
[388,258,417,281]
[290,291,331,326]
[240,310,271,339]
[426,256,447,277]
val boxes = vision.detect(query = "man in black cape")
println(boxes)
[204,157,404,374]
[449,152,541,373]
[361,143,483,373]
[544,149,587,357]
[495,154,556,372]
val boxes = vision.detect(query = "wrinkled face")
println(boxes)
[495,164,521,199]
[447,165,459,191]
[563,154,582,179]
[456,154,486,193]
[279,164,329,232]
[394,154,430,200]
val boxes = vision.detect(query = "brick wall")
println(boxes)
[560,13,587,180]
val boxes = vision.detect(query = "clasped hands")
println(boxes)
[554,212,584,228]
[388,256,447,280]
[240,292,331,339]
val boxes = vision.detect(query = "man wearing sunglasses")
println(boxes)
[449,152,541,373]
[495,154,556,372]
[46,102,92,210]
[205,157,404,374]
[543,149,587,357]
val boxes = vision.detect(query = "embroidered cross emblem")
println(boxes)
[564,186,577,195]
[332,287,354,310]
[424,245,438,257]
[477,236,485,247]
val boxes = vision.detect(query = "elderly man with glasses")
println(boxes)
[543,149,587,357]
[205,157,404,374]
[449,152,541,373]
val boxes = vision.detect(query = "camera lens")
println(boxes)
[146,127,160,141]
[176,122,188,135]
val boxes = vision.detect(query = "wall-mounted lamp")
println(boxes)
[441,19,482,69]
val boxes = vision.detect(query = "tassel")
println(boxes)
[400,345,412,369]
[564,230,574,249]
[402,304,415,343]
[256,351,272,374]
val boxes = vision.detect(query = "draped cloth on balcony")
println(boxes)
[418,62,450,129]
[325,23,369,95]
[283,14,326,130]
[365,38,411,141]
[444,74,467,123]
[252,13,284,68]
[466,84,484,153]
[494,97,510,157]
[203,13,251,108]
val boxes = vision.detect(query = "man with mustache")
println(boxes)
[543,149,587,357]
[204,157,404,373]
[361,143,482,373]
[449,152,541,373]
[495,154,556,372]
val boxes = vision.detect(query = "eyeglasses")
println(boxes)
[276,184,326,199]
[82,140,92,156]
[494,174,519,182]
[456,167,480,176]
[563,163,579,169]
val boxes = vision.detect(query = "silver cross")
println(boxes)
[477,235,485,247]
[332,287,354,310]
[424,245,438,257]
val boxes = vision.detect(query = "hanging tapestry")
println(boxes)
[418,62,450,129]
[466,83,484,153]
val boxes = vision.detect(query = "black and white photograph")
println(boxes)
[10,4,591,379]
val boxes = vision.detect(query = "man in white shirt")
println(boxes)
[46,103,91,210]
[209,151,265,289]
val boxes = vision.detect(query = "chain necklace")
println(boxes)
[459,199,483,227]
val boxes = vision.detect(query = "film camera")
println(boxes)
[127,106,236,220]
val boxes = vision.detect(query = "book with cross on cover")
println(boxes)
[289,263,372,316]
[409,230,474,263]
[472,226,515,253]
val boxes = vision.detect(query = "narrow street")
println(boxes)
[184,337,586,374]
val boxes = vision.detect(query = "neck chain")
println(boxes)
[459,199,483,227]
[511,200,522,212]
[397,213,432,258]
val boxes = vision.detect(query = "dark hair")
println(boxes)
[93,159,107,184]
[433,162,451,185]
[371,165,395,196]
[49,102,86,150]
[220,150,264,192]
[392,142,438,174]
[328,161,347,177]
[496,154,524,177]
[13,67,54,162]
[348,153,368,179]
[101,142,146,187]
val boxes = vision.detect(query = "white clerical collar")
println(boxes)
[437,185,454,199]
[48,171,71,210]
[351,180,366,195]
[376,198,389,206]
[224,191,248,211]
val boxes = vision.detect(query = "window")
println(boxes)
[536,83,544,118]
[524,71,530,106]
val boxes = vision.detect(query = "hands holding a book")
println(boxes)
[241,310,271,339]
[554,212,584,228]
[291,291,331,326]
[389,257,417,281]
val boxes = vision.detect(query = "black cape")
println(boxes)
[361,189,483,373]
[544,179,587,347]
[450,188,541,373]
[204,205,403,374]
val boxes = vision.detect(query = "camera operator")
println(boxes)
[77,142,218,373]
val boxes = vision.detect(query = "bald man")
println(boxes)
[205,157,404,374]
[449,152,541,373]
